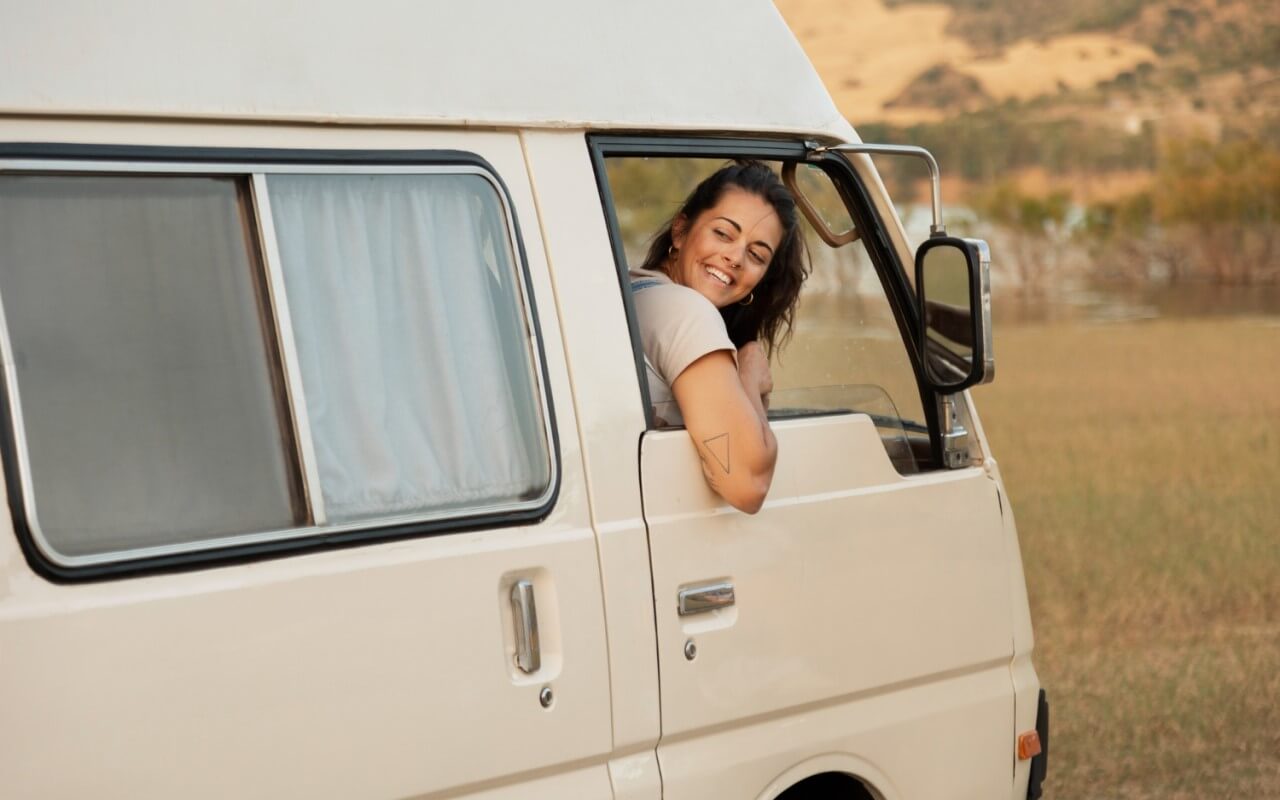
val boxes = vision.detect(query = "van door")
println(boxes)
[595,140,1016,799]
[0,133,614,799]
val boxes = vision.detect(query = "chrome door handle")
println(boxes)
[678,581,735,616]
[510,579,541,673]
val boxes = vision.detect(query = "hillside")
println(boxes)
[776,0,1279,129]
[774,0,1280,200]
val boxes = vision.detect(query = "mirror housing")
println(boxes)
[915,236,994,394]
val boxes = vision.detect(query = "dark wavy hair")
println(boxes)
[638,160,810,356]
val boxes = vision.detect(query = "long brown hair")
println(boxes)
[639,160,809,356]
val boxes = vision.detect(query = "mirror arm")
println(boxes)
[938,393,971,469]
[807,142,946,237]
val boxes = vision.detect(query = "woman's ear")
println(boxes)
[671,214,689,249]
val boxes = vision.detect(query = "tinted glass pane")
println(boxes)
[269,173,551,523]
[773,220,926,431]
[0,175,304,559]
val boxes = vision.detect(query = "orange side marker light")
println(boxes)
[1017,730,1042,761]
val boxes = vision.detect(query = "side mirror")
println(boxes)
[915,236,994,393]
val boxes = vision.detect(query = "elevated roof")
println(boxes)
[1,0,854,139]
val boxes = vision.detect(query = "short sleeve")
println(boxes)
[633,283,735,386]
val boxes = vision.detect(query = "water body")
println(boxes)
[995,282,1280,325]
[898,203,1280,324]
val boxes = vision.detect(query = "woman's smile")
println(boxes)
[704,264,733,286]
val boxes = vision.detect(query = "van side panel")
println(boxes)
[663,666,1013,800]
[641,413,1015,798]
[0,124,615,799]
[0,528,611,798]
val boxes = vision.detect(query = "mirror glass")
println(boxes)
[920,243,975,387]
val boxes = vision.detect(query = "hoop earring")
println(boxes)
[739,292,755,306]
[667,245,678,259]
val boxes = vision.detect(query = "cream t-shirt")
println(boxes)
[629,267,735,426]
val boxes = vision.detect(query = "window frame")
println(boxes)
[587,134,941,458]
[0,144,561,581]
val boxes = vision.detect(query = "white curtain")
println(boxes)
[269,173,550,523]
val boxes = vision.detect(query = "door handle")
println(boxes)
[510,579,541,673]
[678,581,735,616]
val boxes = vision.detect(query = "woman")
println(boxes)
[630,161,809,513]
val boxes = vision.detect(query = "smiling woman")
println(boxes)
[628,161,809,513]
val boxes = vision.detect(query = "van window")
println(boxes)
[0,163,552,568]
[602,156,926,473]
[0,175,306,557]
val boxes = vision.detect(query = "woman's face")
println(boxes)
[670,187,783,308]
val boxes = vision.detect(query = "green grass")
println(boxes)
[976,317,1280,797]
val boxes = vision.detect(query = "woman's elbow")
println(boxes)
[722,473,772,514]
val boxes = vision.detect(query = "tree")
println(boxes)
[1153,138,1280,285]
[973,181,1073,294]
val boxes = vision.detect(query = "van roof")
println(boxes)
[1,0,854,140]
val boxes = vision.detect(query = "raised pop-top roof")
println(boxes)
[1,0,854,139]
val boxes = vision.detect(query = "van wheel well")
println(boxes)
[774,771,877,799]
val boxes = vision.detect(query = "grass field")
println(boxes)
[976,317,1280,798]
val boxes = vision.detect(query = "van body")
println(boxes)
[0,2,1044,798]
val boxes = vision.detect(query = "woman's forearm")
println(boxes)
[671,351,777,513]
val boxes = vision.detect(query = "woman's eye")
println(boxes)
[714,228,731,240]
[749,249,766,264]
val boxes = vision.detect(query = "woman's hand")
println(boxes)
[671,347,778,514]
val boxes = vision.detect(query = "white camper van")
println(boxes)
[0,2,1047,798]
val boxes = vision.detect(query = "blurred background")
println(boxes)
[772,0,1279,797]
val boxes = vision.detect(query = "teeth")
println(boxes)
[706,266,731,286]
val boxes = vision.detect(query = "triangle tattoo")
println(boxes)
[703,433,730,474]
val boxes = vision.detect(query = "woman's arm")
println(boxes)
[670,342,777,513]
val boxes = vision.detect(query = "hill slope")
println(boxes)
[776,0,1278,134]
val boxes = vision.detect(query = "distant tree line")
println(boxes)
[964,137,1280,289]
[1079,138,1280,286]
[861,111,1159,185]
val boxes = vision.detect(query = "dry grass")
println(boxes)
[976,317,1280,797]
[775,0,968,123]
[773,0,1155,123]
[957,34,1157,102]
